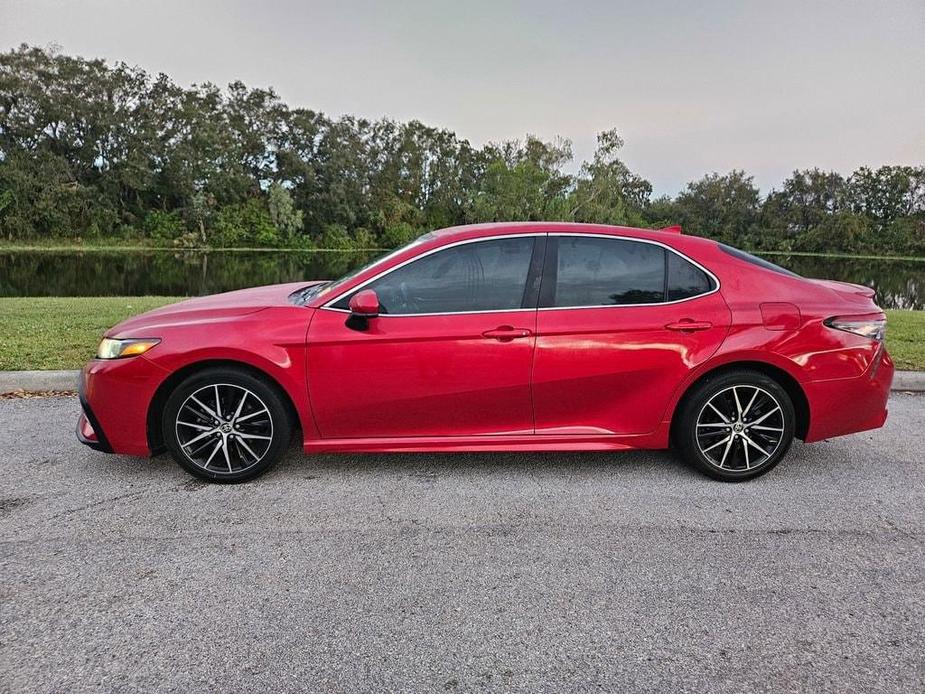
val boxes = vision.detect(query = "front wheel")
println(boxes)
[675,369,795,482]
[162,367,291,483]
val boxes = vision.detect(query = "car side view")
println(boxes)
[77,223,894,483]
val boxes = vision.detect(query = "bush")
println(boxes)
[318,224,353,250]
[351,227,379,249]
[212,199,280,247]
[380,222,418,248]
[143,210,185,241]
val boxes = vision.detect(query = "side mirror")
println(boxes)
[348,289,380,318]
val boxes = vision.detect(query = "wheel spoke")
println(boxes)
[178,420,211,431]
[237,432,272,441]
[233,390,248,420]
[707,402,730,423]
[236,436,259,462]
[697,422,729,428]
[221,436,233,472]
[718,436,734,468]
[733,387,743,418]
[183,428,217,448]
[190,395,219,420]
[741,433,769,462]
[742,388,759,418]
[702,435,732,453]
[750,425,783,432]
[749,406,781,427]
[742,438,750,469]
[214,385,222,419]
[203,439,222,468]
[236,408,269,423]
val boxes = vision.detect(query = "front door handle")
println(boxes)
[665,320,713,332]
[482,325,532,342]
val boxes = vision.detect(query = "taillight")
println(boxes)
[824,315,886,341]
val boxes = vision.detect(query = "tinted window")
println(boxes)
[718,243,800,278]
[552,237,665,307]
[336,237,535,314]
[667,252,715,301]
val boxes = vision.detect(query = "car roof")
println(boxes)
[419,221,688,246]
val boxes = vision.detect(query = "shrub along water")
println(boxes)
[0,45,923,254]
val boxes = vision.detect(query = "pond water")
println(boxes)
[0,249,922,310]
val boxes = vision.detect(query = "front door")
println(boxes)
[307,235,543,439]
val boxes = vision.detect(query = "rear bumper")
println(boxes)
[76,356,167,456]
[803,347,894,442]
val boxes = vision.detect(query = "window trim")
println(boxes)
[537,233,720,311]
[319,231,721,316]
[320,233,546,317]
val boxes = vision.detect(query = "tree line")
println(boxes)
[1,45,923,255]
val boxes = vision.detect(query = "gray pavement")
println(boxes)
[1,394,923,693]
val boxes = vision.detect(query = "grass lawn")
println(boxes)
[0,297,181,371]
[0,297,922,372]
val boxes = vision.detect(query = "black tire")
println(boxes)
[675,369,795,482]
[162,367,291,483]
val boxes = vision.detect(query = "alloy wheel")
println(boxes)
[174,383,274,474]
[695,385,785,471]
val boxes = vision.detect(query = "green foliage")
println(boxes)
[213,198,279,247]
[143,210,186,241]
[0,45,923,255]
[380,222,419,248]
[267,183,303,239]
[319,224,354,250]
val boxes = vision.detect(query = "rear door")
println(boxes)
[532,234,731,435]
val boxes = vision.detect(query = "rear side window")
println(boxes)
[334,236,536,314]
[667,252,716,301]
[551,237,665,307]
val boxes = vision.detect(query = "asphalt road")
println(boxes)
[1,395,923,693]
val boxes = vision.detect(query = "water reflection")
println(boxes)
[0,249,921,310]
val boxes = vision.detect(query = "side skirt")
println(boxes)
[303,431,669,454]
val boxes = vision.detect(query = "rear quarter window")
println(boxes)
[667,253,716,301]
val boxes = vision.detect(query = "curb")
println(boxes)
[2,369,925,394]
[892,371,925,392]
[0,370,79,393]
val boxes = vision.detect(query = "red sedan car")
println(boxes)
[77,223,893,483]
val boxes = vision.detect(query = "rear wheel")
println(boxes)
[162,367,290,483]
[676,369,795,482]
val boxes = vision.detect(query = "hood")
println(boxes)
[107,281,322,337]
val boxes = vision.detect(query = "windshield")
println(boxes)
[310,232,435,304]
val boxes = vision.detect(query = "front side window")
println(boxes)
[334,237,536,315]
[551,237,666,307]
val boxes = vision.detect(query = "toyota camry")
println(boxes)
[77,223,893,482]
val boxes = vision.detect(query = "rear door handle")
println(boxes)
[482,325,532,341]
[665,320,713,332]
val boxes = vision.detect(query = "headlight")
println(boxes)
[824,316,886,341]
[96,338,161,359]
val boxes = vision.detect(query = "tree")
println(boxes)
[571,129,651,226]
[267,183,303,239]
[673,171,761,244]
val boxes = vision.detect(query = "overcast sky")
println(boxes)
[2,0,923,195]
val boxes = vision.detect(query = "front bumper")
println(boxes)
[76,356,168,456]
[77,380,113,453]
